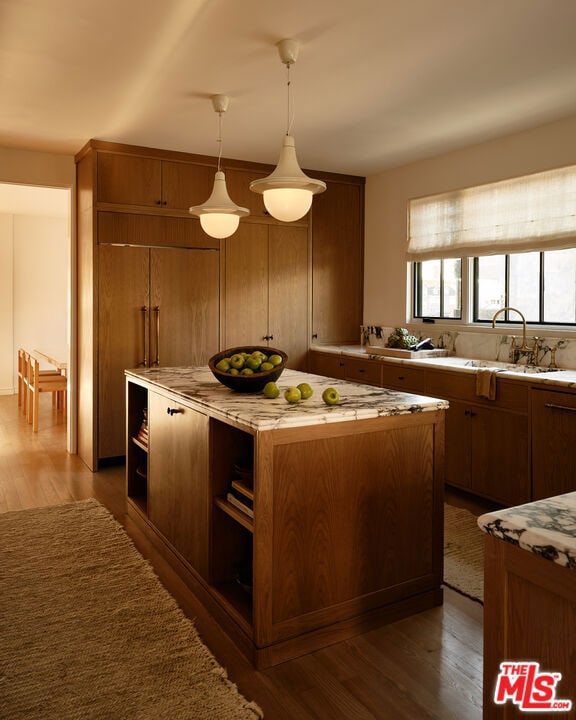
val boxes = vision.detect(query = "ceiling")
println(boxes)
[2,0,576,177]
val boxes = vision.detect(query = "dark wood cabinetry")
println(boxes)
[224,223,310,370]
[532,388,576,500]
[77,140,365,469]
[126,372,445,668]
[311,180,364,344]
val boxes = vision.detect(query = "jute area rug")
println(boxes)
[443,503,484,604]
[0,499,263,720]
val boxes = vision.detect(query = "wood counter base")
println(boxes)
[483,535,576,719]
[126,373,446,668]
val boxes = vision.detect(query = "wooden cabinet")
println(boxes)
[148,389,210,579]
[380,363,427,393]
[483,535,576,719]
[343,356,382,386]
[126,372,445,668]
[311,179,364,344]
[532,388,576,500]
[445,400,529,506]
[426,369,530,506]
[96,151,215,211]
[98,244,219,460]
[224,223,310,369]
[308,350,346,379]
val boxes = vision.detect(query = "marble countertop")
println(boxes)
[310,344,576,389]
[477,493,576,568]
[126,367,448,432]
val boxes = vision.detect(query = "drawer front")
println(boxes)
[425,368,528,412]
[381,364,426,393]
[344,357,382,386]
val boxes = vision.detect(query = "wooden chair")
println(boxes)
[18,349,63,414]
[26,355,67,432]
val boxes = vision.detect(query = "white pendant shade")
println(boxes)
[189,170,249,239]
[250,135,326,222]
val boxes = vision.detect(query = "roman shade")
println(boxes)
[407,164,576,261]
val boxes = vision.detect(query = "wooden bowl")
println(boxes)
[208,346,288,393]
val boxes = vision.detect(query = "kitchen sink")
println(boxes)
[464,360,560,374]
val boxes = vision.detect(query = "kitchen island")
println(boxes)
[125,366,447,668]
[478,495,576,718]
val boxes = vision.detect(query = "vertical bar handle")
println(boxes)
[152,306,160,367]
[139,306,149,367]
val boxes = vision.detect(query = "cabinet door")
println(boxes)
[148,390,209,578]
[344,357,382,386]
[150,247,220,367]
[444,401,472,491]
[268,225,309,370]
[312,181,363,344]
[308,351,346,379]
[532,389,576,500]
[381,364,426,393]
[161,160,215,211]
[224,223,269,347]
[98,245,150,459]
[470,406,529,506]
[97,153,162,207]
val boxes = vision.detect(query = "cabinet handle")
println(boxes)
[263,334,274,341]
[544,403,576,413]
[312,333,318,340]
[167,407,183,416]
[398,376,404,381]
[152,306,160,367]
[155,199,162,206]
[139,306,149,367]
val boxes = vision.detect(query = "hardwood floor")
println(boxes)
[0,393,484,719]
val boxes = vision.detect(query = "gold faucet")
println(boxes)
[491,307,530,363]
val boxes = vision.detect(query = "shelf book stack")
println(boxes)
[136,408,148,449]
[226,463,254,518]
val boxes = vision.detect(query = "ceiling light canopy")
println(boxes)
[250,39,326,223]
[189,94,249,239]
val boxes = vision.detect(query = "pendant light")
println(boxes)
[250,39,326,222]
[189,94,249,239]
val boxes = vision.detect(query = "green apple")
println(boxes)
[240,367,254,375]
[229,353,245,370]
[322,387,340,405]
[260,361,274,372]
[297,382,313,400]
[263,381,280,399]
[268,354,283,367]
[216,358,231,372]
[228,368,240,375]
[246,355,262,371]
[284,386,302,403]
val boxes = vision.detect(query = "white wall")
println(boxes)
[364,113,576,326]
[0,214,69,394]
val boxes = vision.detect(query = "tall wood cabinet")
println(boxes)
[224,222,310,369]
[76,140,365,469]
[312,179,364,344]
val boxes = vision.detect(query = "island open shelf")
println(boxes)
[125,366,447,668]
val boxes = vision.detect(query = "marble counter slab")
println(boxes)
[126,367,448,433]
[477,493,576,568]
[310,344,576,389]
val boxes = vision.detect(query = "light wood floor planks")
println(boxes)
[0,393,484,719]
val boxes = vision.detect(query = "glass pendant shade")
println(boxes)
[190,170,249,239]
[250,135,326,222]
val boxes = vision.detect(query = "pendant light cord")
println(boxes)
[216,110,223,172]
[286,61,295,136]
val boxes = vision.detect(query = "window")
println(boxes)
[474,249,576,325]
[414,259,462,319]
[408,164,576,326]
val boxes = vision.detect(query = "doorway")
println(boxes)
[0,182,73,450]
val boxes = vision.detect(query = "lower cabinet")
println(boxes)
[126,375,445,669]
[308,350,345,379]
[532,388,576,500]
[445,401,530,506]
[147,389,210,580]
